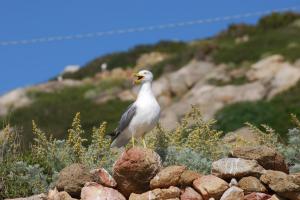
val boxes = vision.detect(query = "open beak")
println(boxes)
[134,73,144,84]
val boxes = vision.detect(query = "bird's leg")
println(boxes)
[142,135,147,148]
[131,135,135,147]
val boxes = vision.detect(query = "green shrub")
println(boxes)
[258,12,300,30]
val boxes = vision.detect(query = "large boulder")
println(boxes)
[150,166,202,189]
[220,186,244,200]
[129,186,181,200]
[260,170,300,199]
[238,176,267,194]
[181,187,203,200]
[193,175,229,200]
[113,147,162,197]
[56,163,93,198]
[230,146,289,173]
[150,165,186,189]
[211,158,264,179]
[81,182,126,200]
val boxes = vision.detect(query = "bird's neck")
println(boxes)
[137,82,153,99]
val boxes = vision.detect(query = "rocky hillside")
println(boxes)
[1,12,300,145]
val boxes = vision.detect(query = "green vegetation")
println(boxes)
[215,80,300,136]
[0,80,131,146]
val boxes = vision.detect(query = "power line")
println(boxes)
[0,5,299,47]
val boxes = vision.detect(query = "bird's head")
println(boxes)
[133,70,153,84]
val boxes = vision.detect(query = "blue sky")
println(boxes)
[0,1,299,95]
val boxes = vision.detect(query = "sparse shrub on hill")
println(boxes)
[258,12,300,30]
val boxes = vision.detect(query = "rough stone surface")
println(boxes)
[113,147,162,197]
[244,192,272,200]
[56,163,93,198]
[129,186,181,200]
[222,127,260,146]
[230,146,289,173]
[260,170,300,193]
[150,165,186,189]
[220,186,244,200]
[193,175,229,200]
[181,187,203,200]
[211,158,264,179]
[179,170,202,187]
[48,188,75,200]
[238,176,267,194]
[90,168,117,188]
[81,182,126,200]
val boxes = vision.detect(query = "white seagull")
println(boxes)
[111,70,160,148]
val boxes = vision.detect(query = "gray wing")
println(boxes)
[111,103,137,141]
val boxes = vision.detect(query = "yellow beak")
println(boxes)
[133,73,144,84]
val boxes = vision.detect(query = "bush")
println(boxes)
[258,12,300,30]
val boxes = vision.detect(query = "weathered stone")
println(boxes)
[56,163,93,198]
[238,176,267,194]
[193,175,229,200]
[48,188,75,200]
[113,147,162,197]
[244,192,271,200]
[179,170,202,187]
[260,170,300,193]
[90,168,117,188]
[150,165,186,189]
[81,182,126,200]
[181,187,203,200]
[129,186,180,200]
[212,158,264,179]
[230,146,289,173]
[220,186,244,200]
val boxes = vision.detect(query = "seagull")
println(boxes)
[110,70,160,148]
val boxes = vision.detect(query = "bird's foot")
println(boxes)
[142,137,147,148]
[131,136,135,147]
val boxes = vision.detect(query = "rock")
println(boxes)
[246,55,285,81]
[48,188,75,200]
[181,187,203,200]
[229,178,238,187]
[168,60,215,96]
[129,186,181,200]
[220,186,244,200]
[244,192,272,200]
[222,127,260,146]
[56,163,93,198]
[260,170,300,199]
[230,146,288,173]
[238,176,267,194]
[5,194,47,200]
[150,165,186,189]
[179,170,202,187]
[90,168,117,188]
[113,147,162,197]
[193,175,229,200]
[160,81,266,129]
[260,170,300,193]
[81,182,126,200]
[211,158,264,179]
[0,88,31,116]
